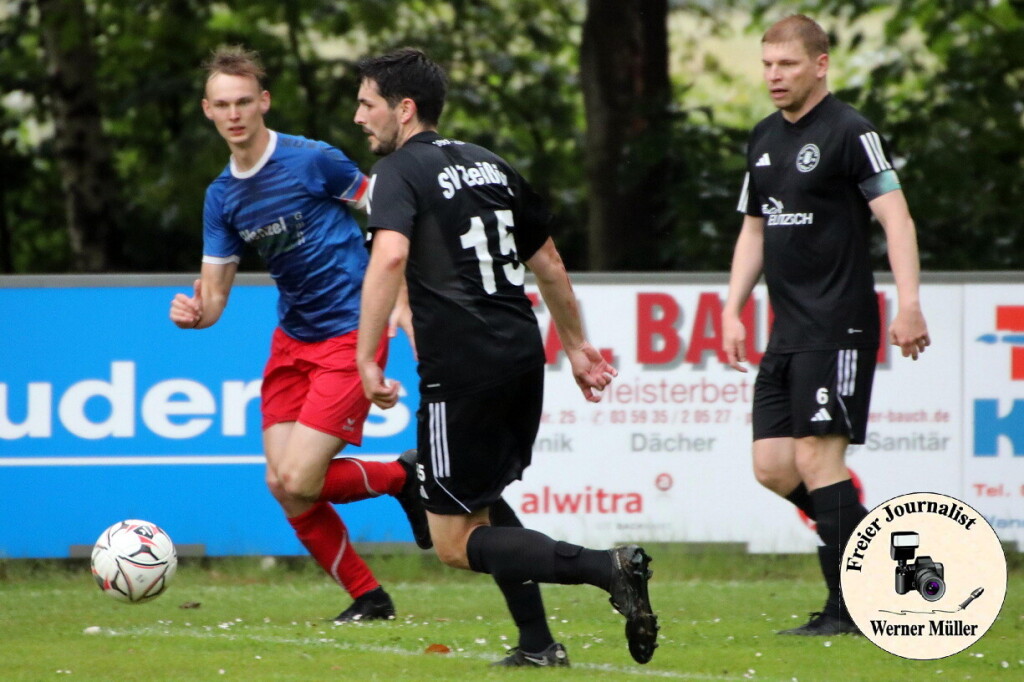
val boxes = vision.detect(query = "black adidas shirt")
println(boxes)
[366,131,550,399]
[737,94,902,353]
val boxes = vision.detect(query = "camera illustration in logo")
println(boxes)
[891,531,945,601]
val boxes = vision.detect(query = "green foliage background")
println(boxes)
[1,0,1021,272]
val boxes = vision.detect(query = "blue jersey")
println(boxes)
[203,131,369,342]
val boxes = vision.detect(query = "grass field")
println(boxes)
[1,546,1021,681]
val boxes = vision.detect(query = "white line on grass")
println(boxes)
[112,625,747,680]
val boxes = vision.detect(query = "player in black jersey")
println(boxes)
[722,16,931,636]
[351,48,658,666]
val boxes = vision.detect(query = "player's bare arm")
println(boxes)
[870,190,930,360]
[357,229,408,408]
[388,276,416,358]
[169,261,237,330]
[721,215,766,372]
[526,237,617,402]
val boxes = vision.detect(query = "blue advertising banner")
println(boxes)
[0,278,420,557]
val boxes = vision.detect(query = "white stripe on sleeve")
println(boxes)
[859,132,892,173]
[202,254,241,265]
[736,172,750,213]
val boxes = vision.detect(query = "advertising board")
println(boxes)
[1,275,1020,557]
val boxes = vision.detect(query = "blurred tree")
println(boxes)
[37,0,124,271]
[341,0,589,266]
[580,0,674,270]
[0,0,591,272]
[1,1,1020,273]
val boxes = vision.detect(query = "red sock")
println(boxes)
[318,458,404,503]
[287,501,378,599]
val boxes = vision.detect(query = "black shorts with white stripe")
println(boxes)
[416,366,544,515]
[752,349,877,444]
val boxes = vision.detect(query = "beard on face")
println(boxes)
[371,134,397,156]
[368,121,399,156]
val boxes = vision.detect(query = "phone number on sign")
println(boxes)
[540,408,747,425]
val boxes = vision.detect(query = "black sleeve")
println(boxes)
[511,174,553,261]
[366,156,418,238]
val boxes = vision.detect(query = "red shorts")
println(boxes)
[261,328,388,445]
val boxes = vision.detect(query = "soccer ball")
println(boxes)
[90,519,177,603]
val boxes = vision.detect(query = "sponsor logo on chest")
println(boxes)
[238,212,306,247]
[762,197,814,226]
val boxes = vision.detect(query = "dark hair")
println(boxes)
[762,15,830,57]
[356,48,447,126]
[203,45,266,89]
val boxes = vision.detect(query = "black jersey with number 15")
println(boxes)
[366,131,551,399]
[737,94,903,353]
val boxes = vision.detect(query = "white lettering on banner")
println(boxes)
[222,381,262,436]
[0,383,52,438]
[1,362,413,444]
[364,399,411,438]
[58,361,135,439]
[141,379,215,439]
[1,361,260,441]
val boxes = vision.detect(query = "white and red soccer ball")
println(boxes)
[90,519,177,603]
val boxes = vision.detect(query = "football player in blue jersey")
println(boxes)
[168,45,430,623]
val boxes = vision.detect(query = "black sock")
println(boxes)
[489,499,553,652]
[811,480,867,620]
[817,545,842,617]
[466,525,612,590]
[489,497,522,528]
[786,482,816,521]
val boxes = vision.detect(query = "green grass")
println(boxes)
[1,547,1021,681]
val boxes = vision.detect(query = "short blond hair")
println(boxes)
[762,15,829,57]
[203,45,266,89]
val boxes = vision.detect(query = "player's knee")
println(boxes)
[793,448,834,482]
[277,467,320,502]
[265,474,286,501]
[752,462,791,495]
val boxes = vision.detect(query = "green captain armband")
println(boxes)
[859,169,902,202]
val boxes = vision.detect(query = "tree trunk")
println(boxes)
[580,0,672,271]
[38,0,123,271]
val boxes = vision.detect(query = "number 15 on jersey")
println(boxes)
[460,209,524,294]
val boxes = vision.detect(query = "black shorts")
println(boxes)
[752,349,876,444]
[416,366,544,515]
